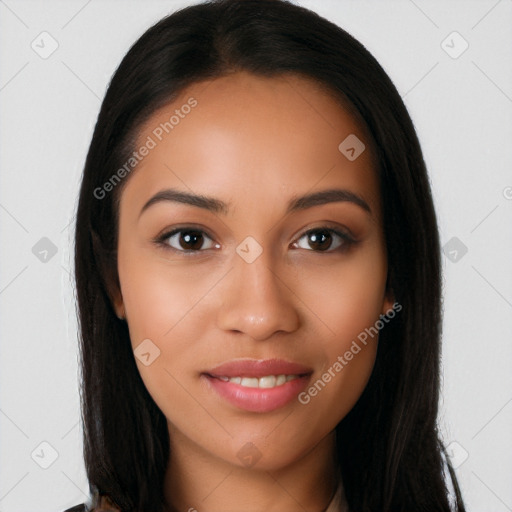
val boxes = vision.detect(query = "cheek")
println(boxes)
[117,258,214,428]
[294,242,388,342]
[118,253,215,346]
[291,245,386,413]
[117,250,221,395]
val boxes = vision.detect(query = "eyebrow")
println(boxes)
[139,187,372,218]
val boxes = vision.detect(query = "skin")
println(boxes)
[113,71,394,512]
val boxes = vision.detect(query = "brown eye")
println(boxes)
[294,227,353,252]
[159,228,218,252]
[178,230,204,250]
[307,230,332,251]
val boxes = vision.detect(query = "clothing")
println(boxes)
[63,494,119,512]
[63,505,87,512]
[325,477,348,512]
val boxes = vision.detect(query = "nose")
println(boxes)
[215,249,300,341]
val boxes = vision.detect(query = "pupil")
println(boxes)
[309,230,331,251]
[181,231,203,250]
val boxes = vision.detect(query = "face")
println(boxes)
[114,71,393,471]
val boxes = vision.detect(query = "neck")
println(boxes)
[163,425,339,512]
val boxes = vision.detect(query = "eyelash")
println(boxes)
[153,225,356,256]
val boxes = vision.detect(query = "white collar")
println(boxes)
[324,477,348,512]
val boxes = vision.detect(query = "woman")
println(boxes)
[69,0,466,510]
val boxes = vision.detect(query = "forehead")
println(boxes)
[121,71,382,223]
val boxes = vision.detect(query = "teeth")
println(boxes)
[217,374,300,388]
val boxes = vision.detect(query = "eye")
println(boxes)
[292,226,355,252]
[155,225,355,255]
[156,228,220,253]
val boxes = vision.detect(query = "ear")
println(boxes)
[110,286,126,320]
[380,280,396,316]
[91,230,126,320]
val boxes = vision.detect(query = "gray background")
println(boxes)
[1,0,511,510]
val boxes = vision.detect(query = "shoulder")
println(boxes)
[62,495,121,512]
[62,505,88,512]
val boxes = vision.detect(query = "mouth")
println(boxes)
[207,373,309,388]
[201,358,313,413]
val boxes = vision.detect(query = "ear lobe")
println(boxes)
[111,289,125,320]
[115,304,126,320]
[381,285,396,316]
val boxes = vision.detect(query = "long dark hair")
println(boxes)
[74,0,466,510]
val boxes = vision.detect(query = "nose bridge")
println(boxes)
[215,243,300,340]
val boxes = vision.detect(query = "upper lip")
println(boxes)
[204,358,313,378]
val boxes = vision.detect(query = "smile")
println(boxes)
[214,374,301,388]
[201,372,312,413]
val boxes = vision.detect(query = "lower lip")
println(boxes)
[202,374,311,413]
